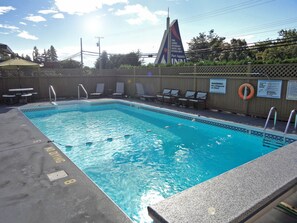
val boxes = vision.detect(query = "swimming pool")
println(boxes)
[22,100,296,223]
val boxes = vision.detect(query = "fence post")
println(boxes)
[247,62,252,77]
[244,62,252,115]
[133,66,136,97]
[194,64,197,90]
[159,66,162,93]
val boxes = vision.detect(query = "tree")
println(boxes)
[187,30,225,62]
[32,46,41,63]
[256,29,297,62]
[207,30,225,61]
[95,51,142,69]
[109,54,123,68]
[48,45,58,62]
[25,55,31,61]
[228,38,248,61]
[42,49,49,63]
[187,32,209,61]
[122,51,142,66]
[95,51,110,69]
[60,59,81,68]
[278,29,297,41]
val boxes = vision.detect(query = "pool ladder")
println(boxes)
[78,84,88,100]
[264,106,277,130]
[49,85,57,104]
[263,108,297,149]
[284,109,297,134]
[263,107,283,149]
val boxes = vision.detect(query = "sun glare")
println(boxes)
[84,16,103,34]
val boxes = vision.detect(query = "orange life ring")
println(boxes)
[238,83,255,100]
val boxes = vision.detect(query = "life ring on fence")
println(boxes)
[238,83,255,100]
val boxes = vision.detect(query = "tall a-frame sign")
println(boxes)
[155,12,187,65]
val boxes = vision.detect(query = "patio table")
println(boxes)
[9,88,34,93]
[8,88,34,103]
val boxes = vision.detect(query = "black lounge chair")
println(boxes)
[188,91,208,109]
[135,83,156,101]
[163,89,180,104]
[177,90,196,107]
[156,88,171,103]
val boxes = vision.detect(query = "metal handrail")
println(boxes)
[78,84,88,100]
[49,85,56,102]
[284,109,297,134]
[264,107,277,130]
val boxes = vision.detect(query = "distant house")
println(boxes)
[0,43,14,62]
[0,43,14,54]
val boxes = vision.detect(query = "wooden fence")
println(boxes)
[1,63,297,121]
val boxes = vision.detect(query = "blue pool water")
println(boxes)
[24,103,275,222]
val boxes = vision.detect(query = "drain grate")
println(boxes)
[47,170,68,182]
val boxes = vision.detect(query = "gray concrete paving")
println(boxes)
[0,106,132,223]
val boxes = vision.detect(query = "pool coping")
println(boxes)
[148,141,297,223]
[18,99,297,222]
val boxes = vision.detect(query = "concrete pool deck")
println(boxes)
[0,105,132,223]
[0,99,296,223]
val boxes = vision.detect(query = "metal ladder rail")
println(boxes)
[49,85,56,103]
[263,107,281,149]
[264,106,277,130]
[78,84,88,100]
[284,109,297,134]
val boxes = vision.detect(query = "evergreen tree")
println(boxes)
[42,49,49,62]
[32,46,41,62]
[25,55,31,61]
[49,45,58,62]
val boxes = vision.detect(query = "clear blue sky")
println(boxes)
[1,0,297,67]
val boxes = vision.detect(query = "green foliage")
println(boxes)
[119,64,134,69]
[95,50,142,69]
[60,59,81,69]
[32,45,58,66]
[49,45,58,62]
[182,28,297,66]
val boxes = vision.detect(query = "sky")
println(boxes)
[1,0,297,67]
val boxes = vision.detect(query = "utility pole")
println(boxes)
[96,36,104,72]
[167,8,171,65]
[80,38,83,68]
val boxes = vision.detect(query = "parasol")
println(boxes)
[0,58,40,87]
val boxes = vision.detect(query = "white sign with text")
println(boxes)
[209,79,227,94]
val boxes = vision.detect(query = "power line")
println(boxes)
[186,37,297,54]
[181,0,275,23]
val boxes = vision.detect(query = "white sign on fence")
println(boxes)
[286,80,297,100]
[209,79,226,94]
[257,80,282,99]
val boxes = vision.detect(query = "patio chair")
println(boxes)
[177,90,196,107]
[188,91,208,109]
[2,94,17,105]
[163,89,180,104]
[112,82,125,97]
[156,88,171,103]
[135,83,156,101]
[20,93,32,104]
[90,83,104,97]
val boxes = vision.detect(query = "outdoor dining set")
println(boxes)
[2,88,37,104]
